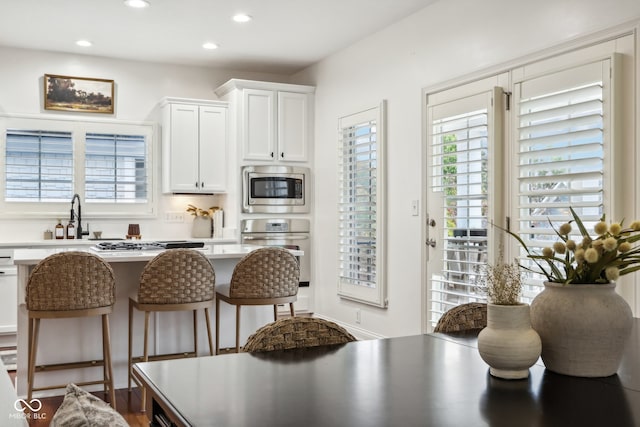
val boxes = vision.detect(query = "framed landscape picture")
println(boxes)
[44,74,114,114]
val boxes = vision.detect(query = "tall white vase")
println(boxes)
[191,216,212,238]
[530,281,632,377]
[478,303,541,379]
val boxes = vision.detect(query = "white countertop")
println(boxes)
[0,237,237,249]
[13,244,303,265]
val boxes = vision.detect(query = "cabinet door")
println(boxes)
[243,89,276,161]
[168,104,200,192]
[199,106,227,193]
[0,267,17,335]
[278,91,309,162]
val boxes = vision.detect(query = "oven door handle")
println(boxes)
[242,235,309,241]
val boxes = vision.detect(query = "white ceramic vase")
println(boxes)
[530,281,632,377]
[192,216,212,238]
[478,303,541,379]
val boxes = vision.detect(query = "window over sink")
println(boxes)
[1,114,155,218]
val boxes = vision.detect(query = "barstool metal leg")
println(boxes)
[205,307,213,356]
[102,314,116,409]
[27,317,39,402]
[215,298,220,355]
[235,305,241,353]
[193,310,198,356]
[128,300,133,392]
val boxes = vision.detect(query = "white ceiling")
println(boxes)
[0,0,436,75]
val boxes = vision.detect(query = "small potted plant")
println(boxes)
[476,255,541,380]
[504,207,640,377]
[186,204,218,238]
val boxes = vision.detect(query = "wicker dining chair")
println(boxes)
[433,302,488,333]
[26,251,116,407]
[243,317,357,353]
[215,247,300,354]
[128,248,215,411]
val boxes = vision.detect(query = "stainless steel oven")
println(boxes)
[242,165,309,214]
[240,218,310,287]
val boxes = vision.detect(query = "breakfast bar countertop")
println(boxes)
[13,244,303,265]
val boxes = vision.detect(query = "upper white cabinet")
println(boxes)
[215,79,314,164]
[161,97,228,194]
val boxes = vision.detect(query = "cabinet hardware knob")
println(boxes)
[270,152,274,158]
[195,182,199,188]
[281,152,284,158]
[201,182,204,188]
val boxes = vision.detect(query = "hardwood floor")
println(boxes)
[8,371,150,427]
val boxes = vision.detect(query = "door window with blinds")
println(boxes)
[513,58,614,301]
[426,88,502,327]
[424,43,625,331]
[337,101,387,307]
[1,116,154,217]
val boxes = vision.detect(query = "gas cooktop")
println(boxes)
[92,241,205,251]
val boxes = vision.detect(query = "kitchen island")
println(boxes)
[13,244,303,397]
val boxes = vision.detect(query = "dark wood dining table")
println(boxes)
[133,319,640,427]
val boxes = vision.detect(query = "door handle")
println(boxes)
[426,238,436,248]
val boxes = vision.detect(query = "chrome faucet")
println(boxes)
[70,194,89,239]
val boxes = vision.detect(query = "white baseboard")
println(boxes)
[312,314,386,340]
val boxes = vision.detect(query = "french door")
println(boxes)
[425,78,506,330]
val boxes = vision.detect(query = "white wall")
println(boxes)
[0,46,290,241]
[292,0,640,338]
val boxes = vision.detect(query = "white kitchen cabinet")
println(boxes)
[0,251,16,347]
[215,80,314,164]
[161,98,228,193]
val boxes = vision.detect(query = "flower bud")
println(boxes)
[566,239,577,251]
[542,247,554,258]
[553,242,566,254]
[558,223,572,236]
[594,221,608,235]
[605,266,620,281]
[619,242,632,253]
[585,248,599,263]
[603,237,617,252]
[609,223,622,235]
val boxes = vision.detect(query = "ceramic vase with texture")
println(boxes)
[192,216,212,238]
[478,303,541,380]
[530,281,632,377]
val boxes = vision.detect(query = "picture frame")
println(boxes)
[44,74,114,114]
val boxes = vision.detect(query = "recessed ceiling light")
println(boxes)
[232,13,252,23]
[124,0,150,8]
[202,42,219,50]
[75,40,92,47]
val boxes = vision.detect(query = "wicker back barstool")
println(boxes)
[243,317,356,353]
[26,251,116,407]
[128,248,215,411]
[215,247,300,354]
[433,302,488,333]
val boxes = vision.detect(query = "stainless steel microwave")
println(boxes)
[242,165,310,213]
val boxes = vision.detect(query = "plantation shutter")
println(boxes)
[513,58,613,300]
[337,102,387,307]
[426,87,503,328]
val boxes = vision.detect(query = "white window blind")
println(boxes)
[430,107,490,320]
[85,133,148,203]
[5,129,73,202]
[426,85,504,330]
[337,102,387,307]
[514,59,611,300]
